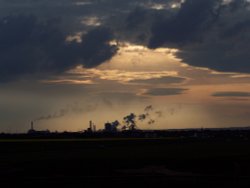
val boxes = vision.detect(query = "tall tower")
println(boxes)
[89,120,92,131]
[31,121,34,130]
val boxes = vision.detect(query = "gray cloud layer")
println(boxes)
[0,14,117,82]
[129,76,186,85]
[149,0,219,47]
[143,88,188,96]
[212,91,250,97]
[148,0,250,73]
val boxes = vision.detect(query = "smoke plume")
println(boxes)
[34,102,98,121]
[120,105,163,130]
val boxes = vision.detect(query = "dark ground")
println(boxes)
[0,138,250,187]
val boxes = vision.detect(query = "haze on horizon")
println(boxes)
[1,0,250,133]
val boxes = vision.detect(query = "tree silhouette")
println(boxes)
[123,113,137,130]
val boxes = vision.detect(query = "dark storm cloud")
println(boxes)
[222,19,250,38]
[2,0,250,80]
[0,14,118,82]
[126,7,147,29]
[104,1,176,45]
[228,0,249,11]
[149,0,219,48]
[128,76,186,85]
[143,88,188,96]
[212,91,250,97]
[148,0,250,73]
[0,0,176,82]
[79,27,118,68]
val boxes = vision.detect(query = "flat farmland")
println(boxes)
[0,138,250,187]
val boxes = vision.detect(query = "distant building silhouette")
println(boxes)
[27,121,50,135]
[31,121,34,130]
[27,121,35,134]
[86,120,96,133]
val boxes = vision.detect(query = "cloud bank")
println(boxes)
[148,0,250,73]
[1,0,250,83]
[143,87,188,96]
[0,14,117,82]
[212,91,250,97]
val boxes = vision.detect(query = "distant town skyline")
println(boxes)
[1,0,250,133]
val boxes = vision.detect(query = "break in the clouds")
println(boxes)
[142,88,188,96]
[128,76,186,85]
[212,91,250,97]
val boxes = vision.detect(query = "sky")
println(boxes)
[1,0,250,133]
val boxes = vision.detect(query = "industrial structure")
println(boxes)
[27,121,50,135]
[85,120,96,133]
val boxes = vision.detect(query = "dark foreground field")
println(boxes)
[1,138,250,187]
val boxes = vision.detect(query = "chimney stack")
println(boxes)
[89,120,92,131]
[31,121,34,130]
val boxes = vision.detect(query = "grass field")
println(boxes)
[0,138,250,187]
